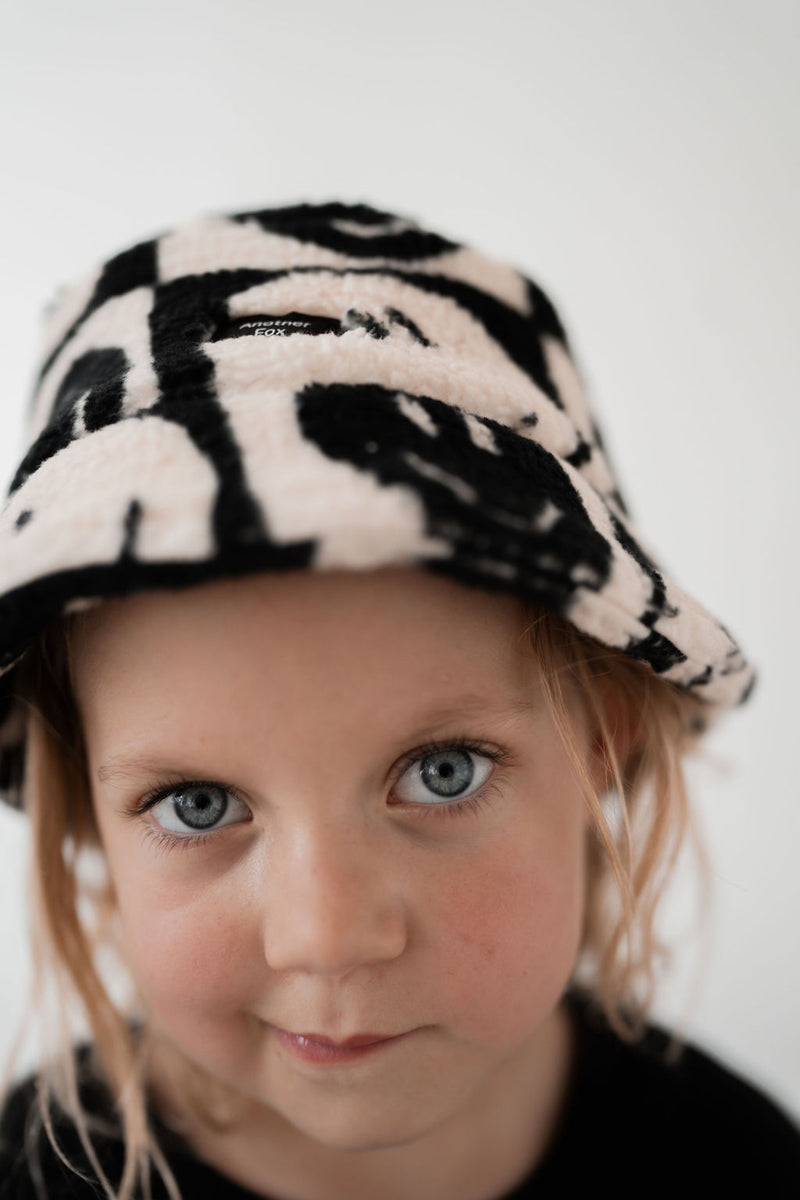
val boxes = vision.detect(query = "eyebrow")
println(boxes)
[96,692,538,785]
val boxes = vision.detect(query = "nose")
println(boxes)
[262,818,408,976]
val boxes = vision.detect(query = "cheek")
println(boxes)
[105,845,262,1023]
[430,815,586,1045]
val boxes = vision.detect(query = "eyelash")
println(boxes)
[129,737,511,853]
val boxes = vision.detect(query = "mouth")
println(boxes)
[289,1031,399,1049]
[270,1025,415,1065]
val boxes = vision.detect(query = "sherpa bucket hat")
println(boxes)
[0,200,756,809]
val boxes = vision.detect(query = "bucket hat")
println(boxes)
[0,200,756,808]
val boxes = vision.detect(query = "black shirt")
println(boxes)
[1,990,798,1198]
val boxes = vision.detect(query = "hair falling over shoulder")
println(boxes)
[1,599,714,1200]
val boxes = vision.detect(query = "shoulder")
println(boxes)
[0,1047,128,1199]
[0,1048,259,1200]
[0,1069,63,1199]
[550,989,800,1194]
[0,1070,34,1190]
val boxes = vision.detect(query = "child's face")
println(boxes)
[71,567,602,1156]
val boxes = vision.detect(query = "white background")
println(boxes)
[0,0,798,1122]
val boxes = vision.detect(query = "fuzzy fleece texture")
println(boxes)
[0,200,756,808]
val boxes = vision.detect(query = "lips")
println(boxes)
[279,1029,398,1048]
[270,1024,414,1065]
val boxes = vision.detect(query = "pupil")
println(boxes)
[174,787,227,829]
[420,750,473,798]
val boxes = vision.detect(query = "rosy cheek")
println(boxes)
[111,856,260,1019]
[431,833,584,1044]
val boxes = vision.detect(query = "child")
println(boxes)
[0,200,796,1200]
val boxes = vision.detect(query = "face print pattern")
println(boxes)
[0,201,756,808]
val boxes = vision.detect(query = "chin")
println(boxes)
[282,1102,447,1154]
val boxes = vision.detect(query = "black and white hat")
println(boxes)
[0,200,756,808]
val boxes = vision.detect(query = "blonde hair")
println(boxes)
[2,593,714,1200]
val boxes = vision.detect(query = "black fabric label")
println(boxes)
[210,312,345,341]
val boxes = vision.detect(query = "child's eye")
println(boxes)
[133,738,507,850]
[147,783,251,837]
[392,740,506,816]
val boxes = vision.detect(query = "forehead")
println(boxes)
[67,567,546,716]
